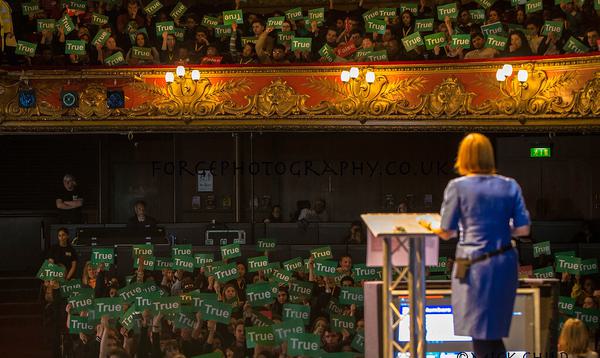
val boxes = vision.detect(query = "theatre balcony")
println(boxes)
[1,53,599,133]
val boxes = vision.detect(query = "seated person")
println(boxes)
[264,205,282,223]
[127,200,157,230]
[345,221,364,244]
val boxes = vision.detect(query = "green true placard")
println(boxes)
[263,261,280,277]
[213,262,238,283]
[526,0,543,13]
[69,290,95,313]
[68,0,87,12]
[424,32,447,50]
[311,246,333,260]
[327,297,344,315]
[485,34,508,50]
[155,21,175,36]
[266,16,285,29]
[475,0,496,9]
[121,304,142,331]
[533,266,554,279]
[415,18,434,33]
[563,36,589,53]
[429,257,449,272]
[256,238,276,252]
[451,34,471,48]
[272,269,293,284]
[144,0,163,15]
[36,260,65,281]
[286,333,321,356]
[223,10,244,25]
[246,326,276,348]
[283,303,311,324]
[555,256,582,274]
[339,287,364,306]
[246,282,275,306]
[92,29,110,47]
[469,9,485,24]
[22,2,40,15]
[118,282,144,302]
[252,311,275,327]
[132,255,155,270]
[308,8,325,24]
[362,8,380,23]
[94,297,126,318]
[202,16,219,28]
[186,291,217,309]
[58,14,76,36]
[141,281,165,296]
[481,22,504,37]
[248,255,269,272]
[173,255,195,272]
[352,264,380,280]
[402,32,424,52]
[367,50,389,62]
[149,296,181,314]
[331,313,356,333]
[555,251,576,258]
[319,44,336,62]
[193,253,214,267]
[201,299,232,324]
[283,257,304,272]
[67,287,93,300]
[533,241,551,257]
[37,19,56,33]
[580,259,598,275]
[91,247,114,265]
[351,332,365,352]
[172,244,192,257]
[170,2,188,19]
[314,260,338,276]
[278,31,294,45]
[289,280,313,298]
[273,318,305,343]
[379,8,397,18]
[91,13,109,26]
[285,7,303,21]
[69,315,95,334]
[220,243,241,260]
[366,18,386,34]
[155,257,173,270]
[400,3,418,15]
[437,3,458,20]
[241,37,258,46]
[558,296,576,316]
[574,308,600,329]
[132,244,154,257]
[60,279,82,297]
[291,37,312,52]
[595,0,600,10]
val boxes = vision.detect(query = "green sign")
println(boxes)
[155,257,173,270]
[485,34,508,50]
[555,250,576,258]
[65,40,86,55]
[533,266,554,279]
[429,257,448,273]
[526,0,543,13]
[272,269,293,284]
[314,260,338,277]
[91,13,109,26]
[201,299,232,324]
[144,0,163,15]
[556,256,581,274]
[292,37,312,52]
[22,2,40,15]
[132,244,154,257]
[366,19,386,34]
[118,282,144,302]
[481,21,504,37]
[149,296,180,314]
[379,8,397,18]
[595,0,600,10]
[528,147,551,159]
[273,318,305,343]
[311,246,333,260]
[69,315,95,334]
[563,36,589,54]
[339,287,364,306]
[173,255,195,272]
[220,243,241,260]
[36,260,65,281]
[202,16,219,28]
[68,0,87,11]
[91,248,114,266]
[287,333,321,356]
[213,262,238,283]
[265,16,284,29]
[558,296,576,315]
[352,264,380,280]
[533,241,551,257]
[289,280,313,299]
[37,19,56,33]
[246,326,276,348]
[246,283,275,306]
[223,10,244,25]
[278,31,295,45]
[94,297,126,318]
[60,279,82,297]
[132,255,155,270]
[351,332,365,352]
[362,8,380,23]
[284,7,303,21]
[424,32,447,50]
[331,313,356,333]
[475,0,496,8]
[121,304,142,331]
[283,303,311,324]
[69,291,95,313]
[185,291,217,309]
[92,29,110,47]
[580,259,598,275]
[170,2,188,19]
[171,245,192,257]
[541,21,563,36]
[415,18,434,32]
[256,238,276,252]
[155,21,175,36]
[402,32,424,52]
[248,256,269,272]
[308,8,325,24]
[400,3,418,15]
[574,308,600,329]
[470,10,485,23]
[58,14,76,35]
[437,3,458,20]
[451,34,471,49]
[283,257,304,272]
[193,253,214,267]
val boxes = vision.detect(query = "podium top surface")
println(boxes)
[360,213,441,237]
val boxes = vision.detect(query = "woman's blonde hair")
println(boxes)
[558,318,591,354]
[454,133,496,176]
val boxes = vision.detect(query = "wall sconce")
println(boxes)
[340,68,376,84]
[517,69,528,83]
[497,64,528,85]
[165,67,201,84]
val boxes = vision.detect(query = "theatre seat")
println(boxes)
[265,223,319,244]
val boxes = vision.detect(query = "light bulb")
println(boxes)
[165,72,175,83]
[349,67,359,79]
[517,69,528,83]
[176,65,185,78]
[191,70,200,81]
[496,69,506,82]
[341,71,350,83]
[502,64,513,77]
[366,71,375,83]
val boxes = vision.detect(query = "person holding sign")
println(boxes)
[47,227,78,280]
[97,35,124,64]
[502,30,533,57]
[125,32,159,65]
[421,133,530,358]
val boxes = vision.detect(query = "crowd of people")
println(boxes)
[1,0,599,67]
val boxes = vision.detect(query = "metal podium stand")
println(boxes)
[361,213,440,358]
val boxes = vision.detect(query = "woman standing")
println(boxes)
[426,133,531,356]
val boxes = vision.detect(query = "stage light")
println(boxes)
[517,70,528,83]
[107,89,125,109]
[496,69,506,82]
[61,91,79,108]
[349,67,359,79]
[18,89,36,108]
[366,71,376,83]
[502,64,513,77]
[176,65,185,78]
[341,71,350,83]
[165,72,175,84]
[191,70,201,81]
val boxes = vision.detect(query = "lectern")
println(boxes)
[361,213,440,358]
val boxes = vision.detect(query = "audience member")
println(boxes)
[56,174,84,224]
[127,200,158,230]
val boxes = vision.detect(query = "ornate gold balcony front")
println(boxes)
[1,54,599,132]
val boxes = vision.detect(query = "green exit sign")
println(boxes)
[530,147,552,158]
